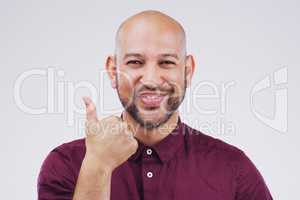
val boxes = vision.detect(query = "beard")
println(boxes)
[116,69,187,130]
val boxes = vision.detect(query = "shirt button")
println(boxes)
[146,171,153,178]
[146,148,152,155]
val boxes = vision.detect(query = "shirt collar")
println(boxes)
[127,116,185,164]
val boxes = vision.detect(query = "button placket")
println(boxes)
[146,171,153,178]
[144,149,154,180]
[146,148,152,155]
[142,148,161,199]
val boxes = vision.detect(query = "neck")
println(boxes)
[122,111,179,146]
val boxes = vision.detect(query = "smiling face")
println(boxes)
[106,11,195,129]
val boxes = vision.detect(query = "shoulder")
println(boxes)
[183,123,244,158]
[181,122,250,172]
[182,123,273,198]
[38,138,86,182]
[52,138,86,159]
[38,139,86,198]
[48,138,86,168]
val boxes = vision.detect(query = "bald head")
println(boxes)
[105,10,195,129]
[114,10,186,57]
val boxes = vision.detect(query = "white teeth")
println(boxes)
[143,95,161,100]
[140,94,165,105]
[146,95,158,99]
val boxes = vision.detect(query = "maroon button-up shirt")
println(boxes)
[38,117,273,200]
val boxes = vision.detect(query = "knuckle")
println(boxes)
[102,115,120,125]
[120,122,128,131]
[86,121,101,135]
[109,115,120,121]
[101,116,111,123]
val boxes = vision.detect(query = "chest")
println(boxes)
[110,158,235,200]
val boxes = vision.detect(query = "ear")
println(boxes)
[105,55,117,89]
[185,55,196,88]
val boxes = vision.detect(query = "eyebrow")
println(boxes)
[123,53,144,60]
[160,53,179,60]
[123,53,179,60]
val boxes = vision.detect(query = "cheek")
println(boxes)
[117,70,137,99]
[165,71,185,90]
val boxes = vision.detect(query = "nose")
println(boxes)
[139,64,164,87]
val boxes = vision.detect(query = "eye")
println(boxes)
[126,60,143,66]
[159,60,176,66]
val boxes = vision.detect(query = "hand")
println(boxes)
[82,96,138,172]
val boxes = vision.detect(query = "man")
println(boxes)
[38,10,273,200]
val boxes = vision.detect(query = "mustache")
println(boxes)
[136,84,174,95]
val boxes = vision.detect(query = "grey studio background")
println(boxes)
[1,0,299,199]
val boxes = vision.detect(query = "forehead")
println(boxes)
[116,20,186,58]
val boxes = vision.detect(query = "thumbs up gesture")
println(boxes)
[82,96,138,172]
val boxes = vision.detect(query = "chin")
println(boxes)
[137,110,173,128]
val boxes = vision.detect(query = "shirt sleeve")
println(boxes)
[37,149,76,200]
[235,151,273,200]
